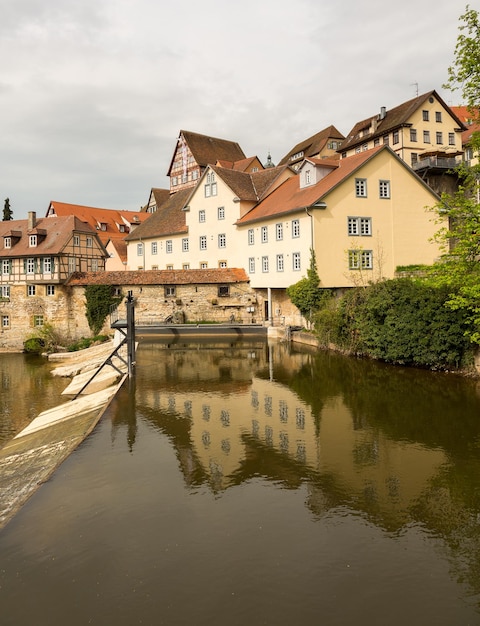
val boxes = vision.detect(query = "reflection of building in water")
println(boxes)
[136,341,446,528]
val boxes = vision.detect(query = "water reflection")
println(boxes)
[3,339,480,624]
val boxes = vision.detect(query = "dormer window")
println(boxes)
[118,224,125,232]
[305,170,311,185]
[29,235,37,247]
[100,223,107,231]
[4,237,11,249]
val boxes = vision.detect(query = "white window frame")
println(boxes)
[73,235,80,246]
[1,285,10,299]
[218,233,226,248]
[248,257,255,273]
[248,229,254,245]
[217,206,225,220]
[379,180,390,199]
[26,258,35,274]
[182,238,189,252]
[151,242,158,255]
[348,250,373,270]
[292,219,300,238]
[276,254,284,272]
[46,285,55,296]
[43,257,52,274]
[276,223,283,241]
[29,235,37,247]
[4,237,11,249]
[292,252,301,271]
[137,243,144,257]
[27,284,36,296]
[355,178,367,197]
[262,256,269,273]
[261,226,268,243]
[2,259,11,274]
[199,210,206,223]
[86,236,93,248]
[166,240,173,254]
[2,314,9,328]
[199,236,207,250]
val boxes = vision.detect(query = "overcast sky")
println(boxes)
[0,0,469,219]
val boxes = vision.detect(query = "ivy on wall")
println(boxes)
[84,285,122,336]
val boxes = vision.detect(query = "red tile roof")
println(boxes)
[450,105,480,145]
[47,201,149,245]
[278,125,345,166]
[0,215,105,256]
[68,267,249,286]
[124,189,190,241]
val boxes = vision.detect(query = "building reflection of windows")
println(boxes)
[153,391,160,409]
[279,400,288,423]
[221,439,231,454]
[220,409,230,427]
[265,425,273,446]
[168,396,175,412]
[279,432,289,453]
[252,419,259,437]
[296,408,305,429]
[264,395,272,416]
[202,405,211,421]
[184,400,192,417]
[251,390,259,409]
[202,431,211,448]
[296,442,306,463]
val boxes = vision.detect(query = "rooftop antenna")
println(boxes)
[411,82,419,97]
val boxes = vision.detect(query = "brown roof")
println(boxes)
[68,267,249,286]
[278,125,345,166]
[216,156,262,172]
[450,105,480,145]
[167,130,246,176]
[124,189,190,241]
[47,201,149,244]
[237,145,438,225]
[209,164,293,203]
[0,215,105,256]
[140,188,171,212]
[340,90,467,152]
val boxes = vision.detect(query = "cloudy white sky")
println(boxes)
[0,0,470,219]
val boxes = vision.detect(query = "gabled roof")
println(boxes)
[0,215,105,256]
[207,164,294,204]
[124,188,190,241]
[107,238,127,263]
[141,188,170,212]
[450,105,480,145]
[215,156,263,172]
[340,90,467,152]
[236,145,439,225]
[278,125,345,166]
[68,267,249,286]
[167,130,246,177]
[47,201,149,244]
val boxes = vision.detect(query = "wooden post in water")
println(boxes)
[126,290,136,377]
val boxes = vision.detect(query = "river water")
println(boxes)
[1,338,480,625]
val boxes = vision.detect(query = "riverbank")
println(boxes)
[0,341,128,530]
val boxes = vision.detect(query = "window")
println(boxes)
[423,130,430,143]
[91,259,98,271]
[68,257,76,273]
[2,315,9,328]
[218,260,227,268]
[218,285,230,297]
[218,233,226,248]
[436,132,443,145]
[292,219,300,238]
[305,169,311,184]
[1,285,10,300]
[292,252,301,271]
[86,236,93,248]
[166,240,173,254]
[29,235,37,247]
[435,111,442,122]
[348,250,373,270]
[182,238,189,252]
[151,242,158,255]
[73,235,80,246]
[262,256,269,272]
[182,263,190,270]
[362,143,368,151]
[137,243,144,257]
[27,285,36,296]
[275,223,283,241]
[276,254,284,272]
[393,130,399,144]
[100,223,107,231]
[410,129,417,142]
[199,235,207,250]
[200,262,207,269]
[165,286,176,297]
[43,257,52,273]
[204,172,217,197]
[249,257,255,273]
[199,210,206,223]
[348,216,371,236]
[261,226,268,243]
[355,178,367,197]
[4,237,11,249]
[166,264,173,270]
[26,258,35,274]
[411,153,418,166]
[373,138,380,147]
[448,132,455,145]
[422,110,429,121]
[2,260,11,274]
[248,229,254,245]
[379,180,390,198]
[217,206,225,220]
[46,285,55,296]
[383,135,389,145]
[151,265,158,270]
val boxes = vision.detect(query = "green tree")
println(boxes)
[3,198,12,221]
[427,5,480,344]
[286,249,328,326]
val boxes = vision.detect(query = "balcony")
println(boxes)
[413,154,463,173]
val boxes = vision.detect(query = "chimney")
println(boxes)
[28,211,36,229]
[379,106,387,120]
